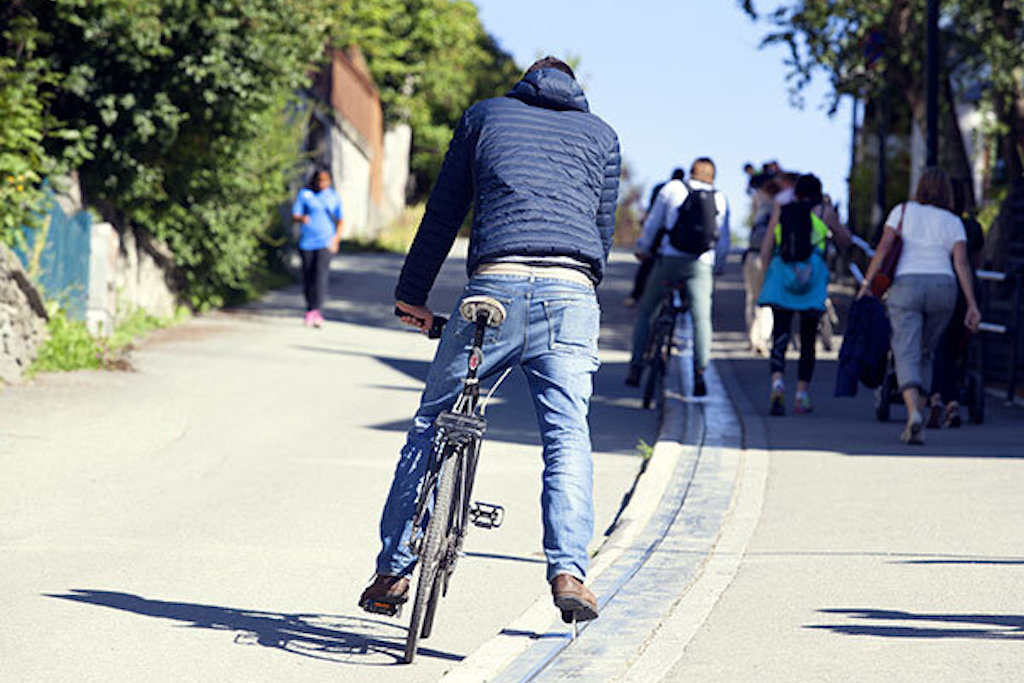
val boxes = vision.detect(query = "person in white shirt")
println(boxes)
[858,167,981,445]
[626,157,730,396]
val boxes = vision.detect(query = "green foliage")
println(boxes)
[29,301,189,375]
[331,0,520,193]
[740,1,1022,128]
[0,11,84,245]
[344,202,427,254]
[38,0,326,308]
[1,0,521,306]
[30,302,105,373]
[108,305,189,349]
[635,439,654,462]
[1,0,330,308]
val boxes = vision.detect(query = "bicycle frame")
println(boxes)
[408,311,490,575]
[400,297,508,663]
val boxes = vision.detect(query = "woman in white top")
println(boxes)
[858,168,981,445]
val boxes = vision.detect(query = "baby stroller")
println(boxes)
[874,330,985,424]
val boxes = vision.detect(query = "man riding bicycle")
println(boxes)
[359,57,620,623]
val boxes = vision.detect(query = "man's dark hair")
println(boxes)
[671,168,685,181]
[690,157,716,183]
[795,173,823,204]
[525,56,576,80]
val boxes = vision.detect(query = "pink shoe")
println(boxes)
[311,309,324,328]
[303,310,315,327]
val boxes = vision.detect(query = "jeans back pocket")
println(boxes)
[544,299,600,355]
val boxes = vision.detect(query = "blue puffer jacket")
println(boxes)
[395,68,621,305]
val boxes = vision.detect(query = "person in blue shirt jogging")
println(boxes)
[291,168,344,327]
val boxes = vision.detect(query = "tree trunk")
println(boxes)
[980,99,1024,269]
[942,74,977,209]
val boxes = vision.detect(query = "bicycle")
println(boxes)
[395,296,509,664]
[641,282,689,410]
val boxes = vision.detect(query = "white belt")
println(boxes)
[474,262,594,289]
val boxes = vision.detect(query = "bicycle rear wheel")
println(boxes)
[404,452,457,663]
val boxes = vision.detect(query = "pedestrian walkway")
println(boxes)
[658,254,1024,681]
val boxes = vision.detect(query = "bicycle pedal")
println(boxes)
[363,599,402,617]
[469,501,504,529]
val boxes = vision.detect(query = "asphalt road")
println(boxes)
[0,245,654,682]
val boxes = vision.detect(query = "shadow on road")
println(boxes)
[233,250,642,354]
[45,589,461,665]
[808,608,1024,640]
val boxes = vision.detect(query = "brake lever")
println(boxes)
[394,306,447,339]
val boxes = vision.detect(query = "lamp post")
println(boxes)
[926,0,940,167]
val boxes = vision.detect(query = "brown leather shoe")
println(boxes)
[550,573,599,622]
[359,574,410,616]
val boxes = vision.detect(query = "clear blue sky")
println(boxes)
[473,0,855,237]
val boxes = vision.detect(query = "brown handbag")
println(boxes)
[869,203,906,298]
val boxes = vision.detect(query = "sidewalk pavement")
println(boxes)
[660,253,1024,681]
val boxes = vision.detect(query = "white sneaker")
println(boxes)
[901,411,925,445]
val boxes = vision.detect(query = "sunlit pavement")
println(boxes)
[658,254,1024,682]
[0,246,652,683]
[3,249,1021,682]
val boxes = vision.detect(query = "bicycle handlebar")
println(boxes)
[394,306,448,339]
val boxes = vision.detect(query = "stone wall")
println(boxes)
[87,222,180,335]
[0,244,48,384]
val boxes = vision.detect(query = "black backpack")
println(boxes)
[778,201,816,263]
[668,182,719,254]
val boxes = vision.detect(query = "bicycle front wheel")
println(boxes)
[404,452,457,663]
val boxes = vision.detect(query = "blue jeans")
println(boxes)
[629,255,714,372]
[376,274,601,583]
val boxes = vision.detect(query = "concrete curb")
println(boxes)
[448,322,770,680]
[620,357,769,681]
[442,336,689,682]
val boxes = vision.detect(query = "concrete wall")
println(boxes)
[381,123,412,226]
[331,119,374,240]
[86,222,179,336]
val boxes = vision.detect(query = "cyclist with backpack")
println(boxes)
[625,168,685,308]
[758,173,851,415]
[626,157,730,396]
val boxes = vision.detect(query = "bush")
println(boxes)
[29,303,189,376]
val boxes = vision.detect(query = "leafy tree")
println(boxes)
[6,0,334,307]
[330,0,519,194]
[0,0,521,305]
[741,0,1024,254]
[0,8,87,244]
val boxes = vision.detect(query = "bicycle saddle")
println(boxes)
[459,296,506,326]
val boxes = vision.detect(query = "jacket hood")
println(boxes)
[507,68,589,113]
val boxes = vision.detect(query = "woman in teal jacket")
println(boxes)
[758,174,850,415]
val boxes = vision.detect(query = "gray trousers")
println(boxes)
[886,274,958,394]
